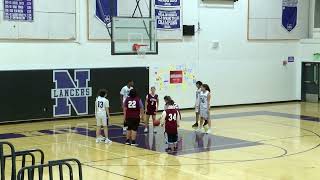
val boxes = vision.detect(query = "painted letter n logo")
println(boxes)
[51,70,92,117]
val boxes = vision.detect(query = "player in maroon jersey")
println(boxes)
[159,99,180,152]
[163,96,181,120]
[123,89,144,146]
[144,87,159,133]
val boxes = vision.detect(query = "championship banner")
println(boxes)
[155,0,180,7]
[155,9,181,30]
[282,0,298,32]
[96,0,117,25]
[4,0,33,21]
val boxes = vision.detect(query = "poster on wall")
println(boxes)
[155,8,181,29]
[170,71,183,84]
[4,0,33,21]
[155,0,180,7]
[151,64,197,109]
[95,0,117,25]
[282,0,298,32]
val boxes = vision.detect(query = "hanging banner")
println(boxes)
[155,0,180,7]
[155,9,181,29]
[4,0,33,21]
[95,0,117,25]
[282,0,298,32]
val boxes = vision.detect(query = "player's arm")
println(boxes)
[95,100,97,115]
[207,93,211,112]
[159,111,166,126]
[120,88,125,106]
[156,97,159,112]
[123,99,127,118]
[177,111,181,128]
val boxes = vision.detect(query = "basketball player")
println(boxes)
[95,89,112,144]
[192,81,203,129]
[120,80,134,135]
[159,99,180,152]
[164,96,181,120]
[198,84,212,134]
[144,87,159,133]
[124,89,144,146]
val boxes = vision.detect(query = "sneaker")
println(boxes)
[192,122,198,128]
[105,138,112,144]
[131,141,138,146]
[153,128,157,133]
[123,127,127,135]
[125,139,131,145]
[96,138,102,143]
[144,128,148,133]
[203,120,209,128]
[205,128,212,134]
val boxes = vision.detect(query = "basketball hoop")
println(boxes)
[132,43,148,57]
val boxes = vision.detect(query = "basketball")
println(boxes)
[153,120,161,126]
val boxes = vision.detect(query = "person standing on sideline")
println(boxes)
[120,80,134,134]
[95,89,112,144]
[124,89,144,146]
[192,81,203,129]
[144,87,159,133]
[198,84,212,134]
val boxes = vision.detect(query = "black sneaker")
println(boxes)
[192,122,198,128]
[203,120,208,127]
[125,139,131,145]
[131,141,138,146]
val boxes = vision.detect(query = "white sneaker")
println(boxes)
[105,138,112,144]
[153,128,157,133]
[96,138,102,143]
[144,128,148,133]
[205,128,212,134]
[123,127,127,135]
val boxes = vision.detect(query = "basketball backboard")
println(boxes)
[96,0,158,55]
[111,17,158,55]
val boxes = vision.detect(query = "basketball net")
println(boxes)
[132,43,147,58]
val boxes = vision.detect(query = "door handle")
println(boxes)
[304,81,312,83]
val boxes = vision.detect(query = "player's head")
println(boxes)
[150,86,156,93]
[167,99,175,106]
[164,96,173,104]
[129,88,137,98]
[98,89,107,97]
[196,81,203,89]
[127,80,134,87]
[201,84,211,92]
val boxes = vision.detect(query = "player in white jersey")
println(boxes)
[120,80,134,134]
[95,89,112,144]
[198,84,212,134]
[192,81,203,129]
